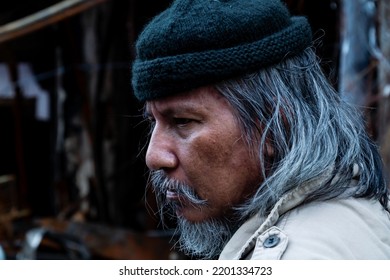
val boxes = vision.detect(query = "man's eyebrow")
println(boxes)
[144,103,202,119]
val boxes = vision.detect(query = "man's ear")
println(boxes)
[264,139,275,159]
[255,121,275,165]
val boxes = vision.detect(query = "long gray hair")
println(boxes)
[216,47,389,218]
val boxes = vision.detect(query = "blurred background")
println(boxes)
[0,0,389,259]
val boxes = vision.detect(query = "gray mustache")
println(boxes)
[150,170,207,206]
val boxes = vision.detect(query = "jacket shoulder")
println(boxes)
[274,198,390,259]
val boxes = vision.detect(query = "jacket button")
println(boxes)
[263,235,280,248]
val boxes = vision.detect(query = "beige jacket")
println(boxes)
[219,171,390,260]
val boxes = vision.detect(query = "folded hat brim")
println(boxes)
[132,16,312,101]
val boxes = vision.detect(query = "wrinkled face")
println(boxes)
[145,87,262,222]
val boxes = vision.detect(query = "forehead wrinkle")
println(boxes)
[146,98,206,118]
[144,86,228,119]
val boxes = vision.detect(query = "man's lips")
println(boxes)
[166,189,189,208]
[166,189,179,201]
[166,189,185,216]
[165,188,206,218]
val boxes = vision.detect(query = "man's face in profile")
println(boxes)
[145,87,262,223]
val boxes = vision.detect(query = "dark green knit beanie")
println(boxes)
[132,0,312,101]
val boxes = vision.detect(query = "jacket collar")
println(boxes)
[219,166,335,259]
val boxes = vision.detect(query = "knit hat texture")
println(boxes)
[132,0,312,101]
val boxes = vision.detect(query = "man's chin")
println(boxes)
[175,215,235,259]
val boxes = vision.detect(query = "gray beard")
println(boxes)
[175,215,236,259]
[149,170,242,259]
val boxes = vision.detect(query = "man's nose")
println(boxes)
[145,128,178,171]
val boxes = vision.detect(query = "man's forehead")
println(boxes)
[145,87,223,115]
[145,100,200,117]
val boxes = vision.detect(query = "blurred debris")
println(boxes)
[377,0,390,177]
[11,218,178,260]
[0,175,17,214]
[0,64,14,99]
[338,0,376,106]
[17,227,90,260]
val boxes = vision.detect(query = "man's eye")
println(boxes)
[173,118,193,126]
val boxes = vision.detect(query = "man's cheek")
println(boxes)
[192,139,231,168]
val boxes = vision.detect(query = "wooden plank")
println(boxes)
[0,0,109,44]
